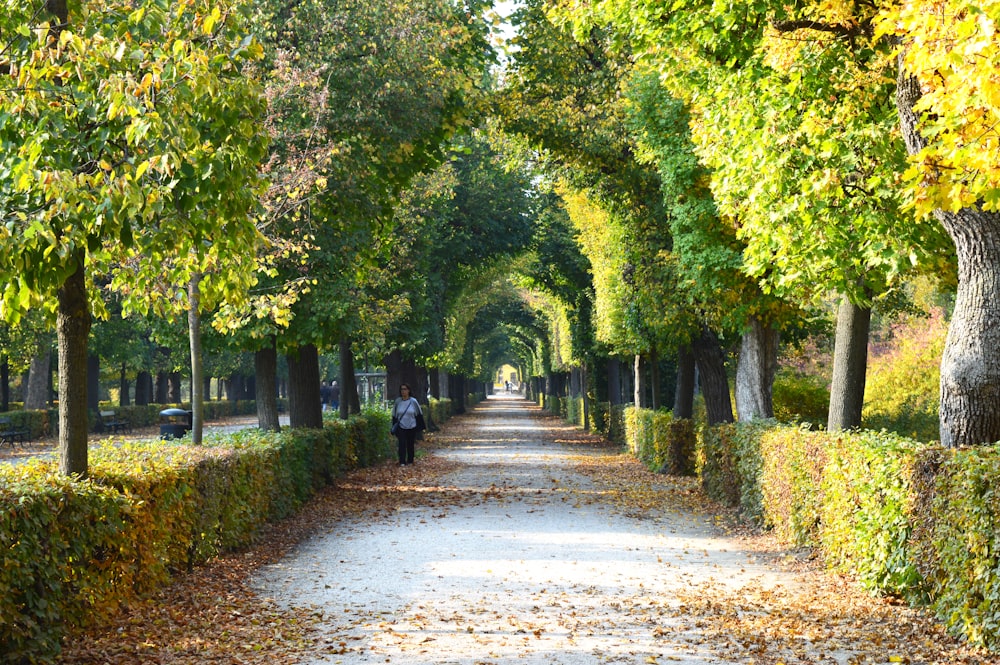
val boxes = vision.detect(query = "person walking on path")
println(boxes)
[391,383,423,465]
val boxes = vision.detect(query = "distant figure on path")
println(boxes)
[329,381,341,411]
[320,381,332,411]
[392,383,423,465]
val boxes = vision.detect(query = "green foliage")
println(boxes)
[624,406,697,475]
[912,446,1000,650]
[759,426,830,546]
[0,468,130,661]
[772,370,830,426]
[0,410,391,662]
[863,310,946,442]
[820,431,923,596]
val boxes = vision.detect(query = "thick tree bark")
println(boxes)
[897,60,1000,446]
[287,343,322,428]
[58,251,91,477]
[188,274,204,444]
[735,316,780,422]
[673,345,696,419]
[827,297,871,432]
[255,337,280,432]
[24,348,51,410]
[693,325,734,426]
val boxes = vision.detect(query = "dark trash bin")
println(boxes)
[159,408,192,440]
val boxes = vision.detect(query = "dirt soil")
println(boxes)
[60,396,990,665]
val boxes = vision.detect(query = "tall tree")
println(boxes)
[0,0,267,474]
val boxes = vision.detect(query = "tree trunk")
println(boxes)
[135,371,152,405]
[169,372,182,404]
[339,335,360,418]
[897,60,1000,446]
[649,349,661,410]
[450,373,467,414]
[188,274,204,444]
[255,337,280,432]
[154,371,169,404]
[826,297,871,432]
[287,343,322,428]
[693,325,734,426]
[25,347,51,410]
[119,362,130,406]
[673,345,696,419]
[607,357,622,406]
[633,354,645,408]
[429,368,441,400]
[735,316,780,422]
[58,251,91,477]
[384,349,403,402]
[1,355,8,412]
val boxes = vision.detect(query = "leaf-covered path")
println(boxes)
[62,394,987,664]
[251,396,985,665]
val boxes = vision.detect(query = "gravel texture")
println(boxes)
[253,396,820,665]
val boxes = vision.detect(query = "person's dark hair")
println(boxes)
[399,383,412,396]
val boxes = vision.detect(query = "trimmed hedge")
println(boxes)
[0,410,392,663]
[696,418,1000,651]
[551,398,1000,652]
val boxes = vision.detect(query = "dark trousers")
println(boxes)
[396,427,417,464]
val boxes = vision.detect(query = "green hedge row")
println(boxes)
[700,420,1000,651]
[0,409,392,663]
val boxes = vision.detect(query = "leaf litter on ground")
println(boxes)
[61,410,991,665]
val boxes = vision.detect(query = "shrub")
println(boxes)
[772,371,829,425]
[863,310,946,442]
[0,409,393,663]
[819,430,923,597]
[912,445,1000,650]
[759,425,829,546]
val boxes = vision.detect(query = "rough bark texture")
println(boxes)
[693,326,734,426]
[24,349,51,410]
[429,368,441,400]
[57,252,91,477]
[898,59,1000,446]
[826,298,871,432]
[287,344,322,429]
[188,275,204,444]
[255,339,280,432]
[673,345,696,420]
[735,317,779,422]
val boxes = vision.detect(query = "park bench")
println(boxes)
[0,417,30,448]
[100,410,131,435]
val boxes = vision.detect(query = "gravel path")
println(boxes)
[253,396,828,665]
